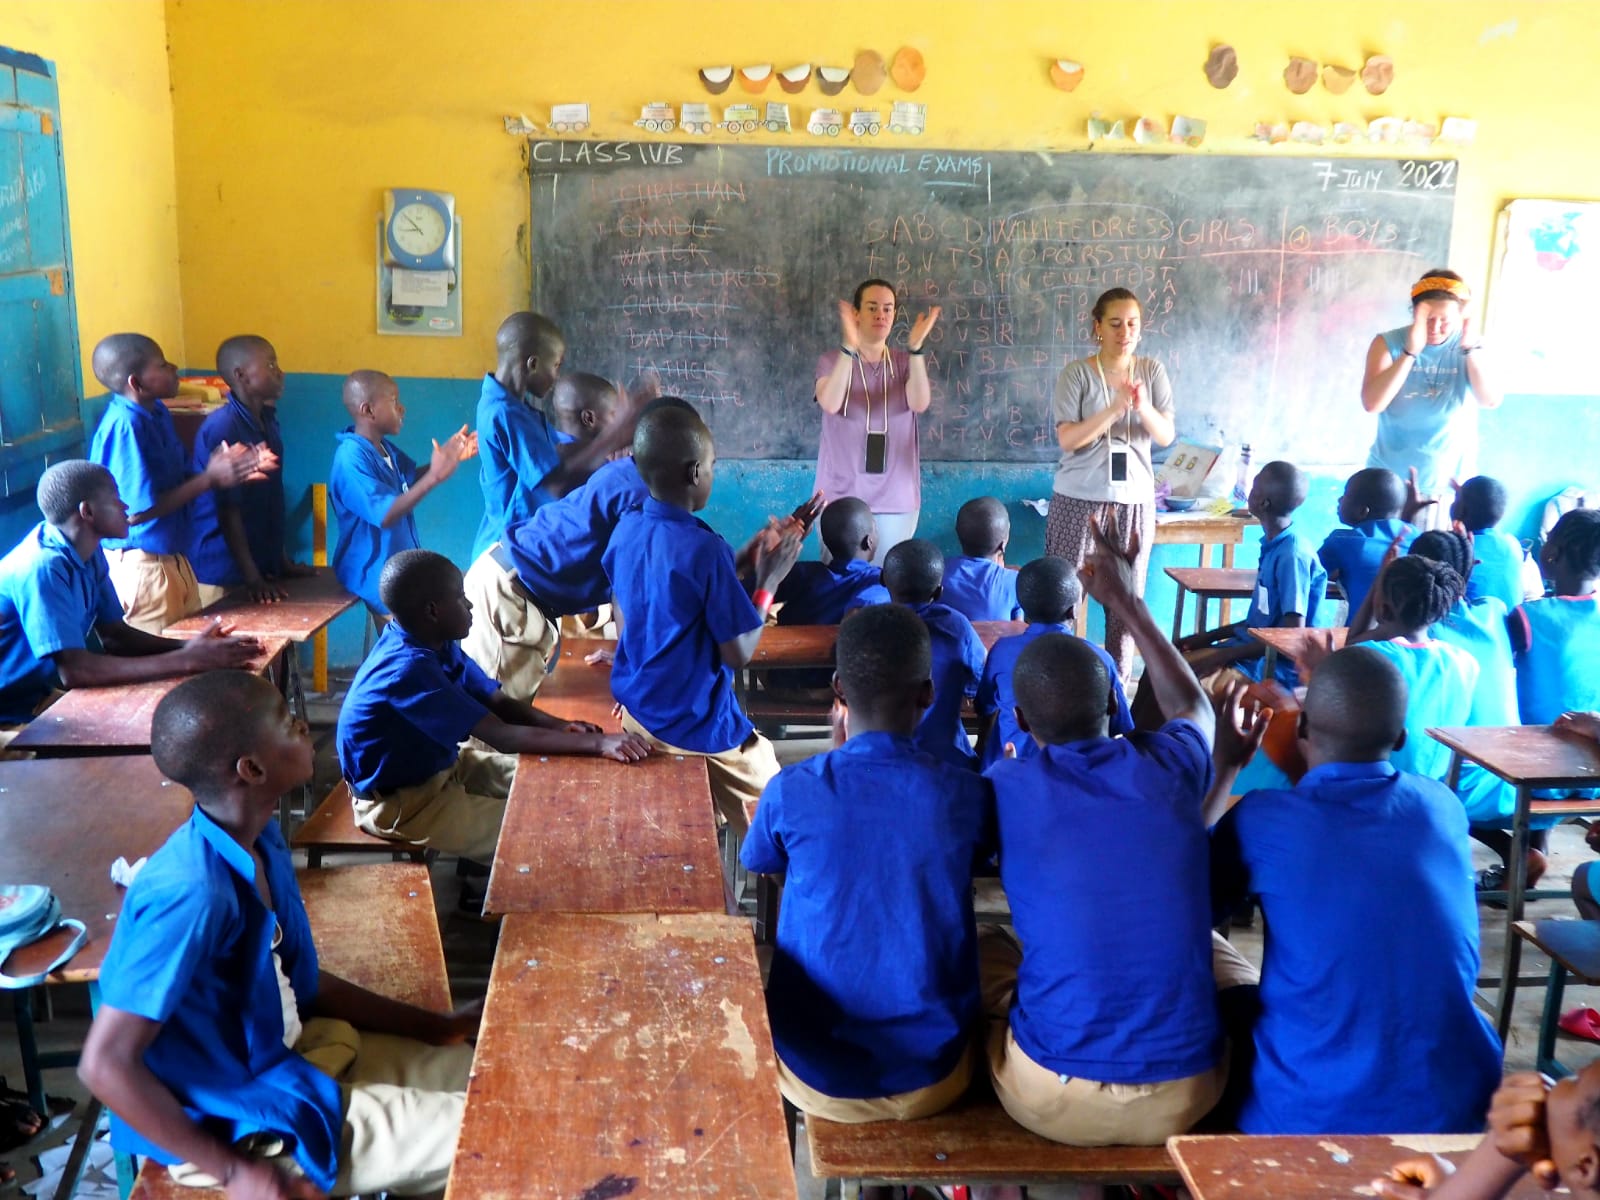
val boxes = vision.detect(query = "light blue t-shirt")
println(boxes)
[1430,597,1521,824]
[1364,638,1478,784]
[1467,527,1527,613]
[1511,595,1600,798]
[1367,328,1476,496]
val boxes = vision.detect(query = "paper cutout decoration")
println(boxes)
[1322,64,1356,94]
[503,114,539,135]
[680,103,714,135]
[1133,116,1165,145]
[778,64,812,94]
[1439,116,1478,145]
[1087,116,1126,141]
[1331,122,1360,143]
[816,66,851,96]
[764,101,792,133]
[1367,116,1403,144]
[808,107,845,136]
[719,103,761,133]
[1290,121,1326,144]
[849,108,882,136]
[891,47,926,91]
[1050,59,1085,91]
[1204,45,1238,88]
[889,100,926,135]
[1252,122,1290,144]
[550,103,590,133]
[853,50,888,94]
[1284,56,1317,93]
[635,102,676,133]
[1402,119,1438,145]
[1362,55,1394,94]
[1171,115,1207,146]
[699,66,734,95]
[739,64,773,93]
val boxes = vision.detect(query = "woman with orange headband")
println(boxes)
[1360,268,1502,526]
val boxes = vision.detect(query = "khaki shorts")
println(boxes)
[351,746,517,863]
[777,1043,972,1123]
[460,546,560,701]
[618,708,779,836]
[105,548,202,634]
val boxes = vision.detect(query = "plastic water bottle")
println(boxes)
[1232,444,1252,505]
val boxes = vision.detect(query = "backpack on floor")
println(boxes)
[0,885,87,989]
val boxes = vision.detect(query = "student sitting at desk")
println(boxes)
[337,550,649,867]
[328,370,477,617]
[1451,474,1538,611]
[0,462,260,728]
[1318,466,1416,618]
[80,670,480,1198]
[1208,646,1501,1134]
[975,555,1130,769]
[742,603,992,1123]
[940,496,1023,622]
[1510,508,1600,751]
[982,519,1256,1146]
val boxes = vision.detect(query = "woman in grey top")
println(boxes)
[1045,287,1176,679]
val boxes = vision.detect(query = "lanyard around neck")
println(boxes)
[844,350,895,434]
[1093,353,1134,443]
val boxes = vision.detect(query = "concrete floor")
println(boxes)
[3,708,1597,1197]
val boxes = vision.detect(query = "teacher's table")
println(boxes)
[1245,626,1348,680]
[486,753,721,916]
[1168,1133,1548,1200]
[8,637,288,756]
[1164,567,1255,640]
[1428,724,1600,1038]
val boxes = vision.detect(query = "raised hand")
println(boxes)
[1077,511,1141,614]
[751,525,803,592]
[1401,467,1437,525]
[428,425,477,481]
[788,490,826,535]
[1404,305,1429,356]
[908,305,942,351]
[1214,676,1271,771]
[837,299,861,351]
[1459,314,1477,351]
[1294,628,1341,681]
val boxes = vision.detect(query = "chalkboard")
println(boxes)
[528,142,1456,464]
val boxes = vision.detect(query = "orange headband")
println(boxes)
[1411,275,1470,301]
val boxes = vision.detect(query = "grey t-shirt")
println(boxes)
[1051,356,1174,503]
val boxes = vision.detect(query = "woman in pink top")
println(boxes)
[813,279,941,563]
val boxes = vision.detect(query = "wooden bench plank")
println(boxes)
[487,752,721,915]
[1515,918,1600,984]
[448,912,794,1199]
[290,780,429,868]
[751,620,1024,668]
[808,1096,1178,1186]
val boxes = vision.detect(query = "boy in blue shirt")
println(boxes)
[976,554,1130,768]
[982,518,1255,1146]
[604,404,800,833]
[1209,645,1501,1134]
[941,496,1023,622]
[742,604,993,1122]
[338,550,649,866]
[0,462,260,725]
[80,670,481,1197]
[88,333,276,633]
[328,370,477,616]
[1318,467,1415,617]
[190,336,313,605]
[1452,474,1535,611]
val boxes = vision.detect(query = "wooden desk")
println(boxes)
[534,640,622,729]
[486,753,722,915]
[1428,724,1600,1038]
[163,571,356,642]
[300,862,451,1012]
[1168,1133,1549,1199]
[1246,626,1347,679]
[9,638,289,756]
[1164,567,1256,639]
[751,620,1024,668]
[447,912,793,1199]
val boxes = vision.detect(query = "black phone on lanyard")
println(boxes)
[865,431,888,474]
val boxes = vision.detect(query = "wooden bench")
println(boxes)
[808,1093,1180,1189]
[1164,566,1255,640]
[290,780,430,869]
[130,862,452,1199]
[1516,918,1600,1078]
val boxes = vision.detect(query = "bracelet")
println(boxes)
[1462,343,1481,354]
[1400,348,1418,359]
[752,588,775,614]
[839,345,859,359]
[908,345,926,356]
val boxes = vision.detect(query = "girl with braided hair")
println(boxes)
[1511,508,1600,756]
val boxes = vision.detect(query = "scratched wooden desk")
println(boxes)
[299,862,452,1012]
[163,570,356,642]
[534,639,622,729]
[9,637,289,756]
[446,912,794,1200]
[1429,724,1600,1038]
[1168,1133,1549,1199]
[486,753,721,915]
[1164,567,1256,640]
[1246,626,1348,679]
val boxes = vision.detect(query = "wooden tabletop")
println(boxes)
[534,641,622,729]
[9,637,289,755]
[0,756,192,982]
[486,753,722,915]
[1245,626,1348,664]
[1154,512,1258,544]
[299,863,451,1012]
[1428,724,1600,789]
[1168,1133,1549,1199]
[163,571,357,641]
[447,912,794,1199]
[751,619,1024,667]
[1164,567,1256,597]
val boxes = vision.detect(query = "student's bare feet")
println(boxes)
[1526,846,1548,889]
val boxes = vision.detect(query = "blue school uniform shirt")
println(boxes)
[188,394,287,585]
[1432,597,1521,824]
[775,559,882,627]
[986,719,1222,1084]
[976,623,1132,769]
[1467,527,1527,612]
[1511,595,1600,798]
[99,807,343,1192]
[473,374,566,560]
[940,556,1023,622]
[1317,518,1414,617]
[336,620,500,796]
[1363,638,1478,784]
[89,393,192,556]
[604,497,761,754]
[0,523,124,723]
[1211,761,1502,1133]
[504,456,648,615]
[1231,524,1328,687]
[742,732,993,1098]
[908,600,986,768]
[328,430,421,612]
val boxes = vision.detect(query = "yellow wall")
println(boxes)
[0,0,183,380]
[162,0,1600,379]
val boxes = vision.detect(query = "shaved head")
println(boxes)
[882,539,944,605]
[152,671,283,793]
[380,549,463,626]
[495,311,564,362]
[216,334,273,382]
[91,333,161,393]
[1302,646,1407,761]
[820,497,876,562]
[1013,632,1112,744]
[1016,555,1080,624]
[37,460,116,524]
[342,369,396,415]
[632,403,711,492]
[955,496,1010,557]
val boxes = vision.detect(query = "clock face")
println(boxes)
[391,201,448,257]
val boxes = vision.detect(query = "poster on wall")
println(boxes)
[376,219,463,336]
[1487,199,1597,395]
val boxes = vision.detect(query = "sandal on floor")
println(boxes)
[1560,1007,1600,1042]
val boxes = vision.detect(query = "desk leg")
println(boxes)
[45,983,136,1200]
[283,648,309,827]
[1220,542,1236,626]
[1497,783,1533,1042]
[1196,596,1211,639]
[1171,587,1188,641]
[1262,646,1278,680]
[12,988,45,1116]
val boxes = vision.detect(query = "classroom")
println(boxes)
[2,1,1600,1197]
